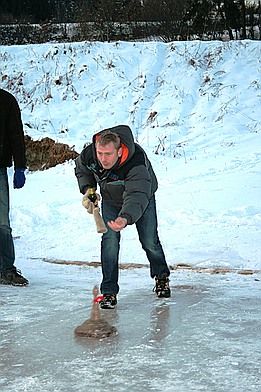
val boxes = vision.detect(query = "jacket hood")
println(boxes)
[92,125,135,166]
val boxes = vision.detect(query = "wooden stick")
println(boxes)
[93,206,107,233]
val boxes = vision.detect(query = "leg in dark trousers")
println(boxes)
[136,195,170,279]
[101,202,121,294]
[0,168,15,272]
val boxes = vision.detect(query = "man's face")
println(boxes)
[96,141,122,169]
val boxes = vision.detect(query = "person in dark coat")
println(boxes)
[0,89,28,286]
[75,125,170,309]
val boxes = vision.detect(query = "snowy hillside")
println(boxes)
[0,39,260,270]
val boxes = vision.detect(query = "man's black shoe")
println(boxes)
[0,267,29,286]
[153,275,171,298]
[100,294,117,309]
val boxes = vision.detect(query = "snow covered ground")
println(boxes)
[0,39,261,391]
[1,39,260,270]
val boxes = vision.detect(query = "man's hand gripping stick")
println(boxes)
[82,188,107,234]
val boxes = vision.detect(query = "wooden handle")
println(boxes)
[93,207,108,233]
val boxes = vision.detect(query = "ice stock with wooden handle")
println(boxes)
[87,188,107,234]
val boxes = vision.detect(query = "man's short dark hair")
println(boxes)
[96,130,121,149]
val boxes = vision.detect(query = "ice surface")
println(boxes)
[0,259,260,392]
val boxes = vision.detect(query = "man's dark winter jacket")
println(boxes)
[75,125,158,225]
[0,89,26,169]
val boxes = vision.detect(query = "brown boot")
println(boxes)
[0,267,29,286]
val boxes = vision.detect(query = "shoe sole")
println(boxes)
[100,302,117,309]
[156,292,171,298]
[0,279,28,286]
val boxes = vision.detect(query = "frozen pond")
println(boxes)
[0,259,260,391]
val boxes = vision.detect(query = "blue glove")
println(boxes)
[13,168,26,189]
